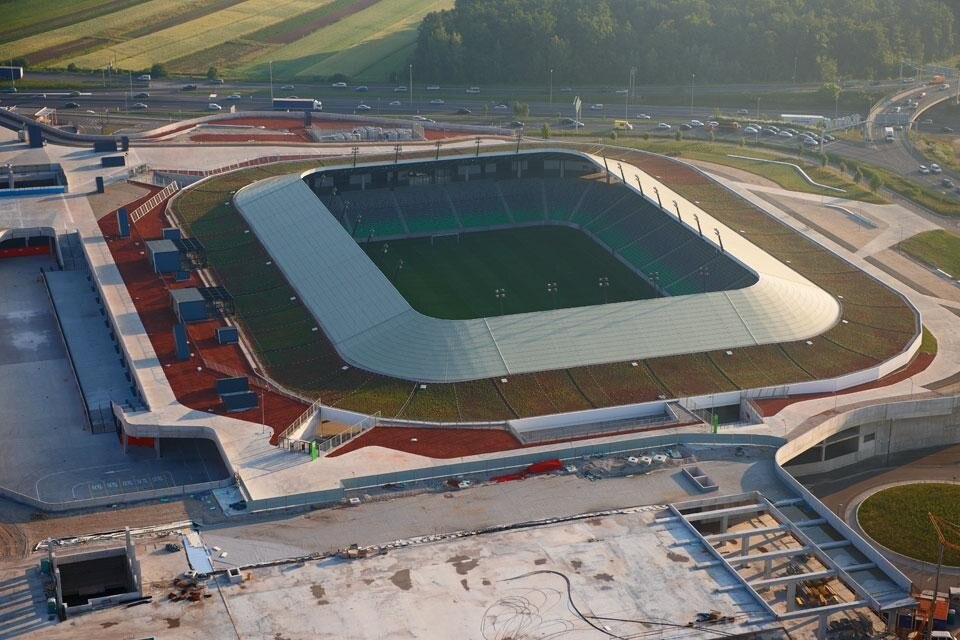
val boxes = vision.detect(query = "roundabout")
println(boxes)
[857,482,960,567]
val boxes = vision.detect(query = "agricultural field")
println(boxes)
[0,0,452,81]
[167,144,918,422]
[858,483,960,565]
[362,227,657,320]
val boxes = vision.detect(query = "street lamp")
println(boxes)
[598,276,609,303]
[690,72,696,117]
[672,199,682,222]
[652,186,662,208]
[546,282,558,308]
[693,213,703,237]
[549,68,553,106]
[494,288,507,315]
[435,140,441,160]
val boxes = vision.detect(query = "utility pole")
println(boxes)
[408,64,413,109]
[690,73,695,117]
[549,68,553,106]
[269,61,274,101]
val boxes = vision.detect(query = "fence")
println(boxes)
[319,412,379,453]
[277,395,324,447]
[129,181,179,223]
[152,154,325,180]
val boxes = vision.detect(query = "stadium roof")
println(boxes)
[233,150,840,383]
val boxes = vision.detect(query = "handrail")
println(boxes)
[277,395,324,446]
[129,181,179,223]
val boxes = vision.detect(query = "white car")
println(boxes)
[429,98,445,105]
[737,108,750,115]
[493,103,508,110]
[356,104,371,112]
[636,113,652,119]
[131,102,148,110]
[388,100,401,107]
[930,163,942,174]
[465,86,481,94]
[655,122,671,130]
[777,130,793,138]
[332,82,347,88]
[743,126,759,134]
[225,93,241,100]
[919,165,931,175]
[426,85,440,91]
[412,115,429,121]
[690,119,704,128]
[207,103,222,111]
[589,103,604,110]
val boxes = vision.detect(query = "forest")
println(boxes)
[411,0,959,85]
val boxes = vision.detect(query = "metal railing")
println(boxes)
[129,181,179,223]
[277,395,324,447]
[152,154,323,179]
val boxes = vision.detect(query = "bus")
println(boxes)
[0,66,23,81]
[272,98,322,111]
[883,126,895,142]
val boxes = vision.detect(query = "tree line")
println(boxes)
[411,0,959,85]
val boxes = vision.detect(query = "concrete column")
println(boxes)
[817,613,828,640]
[741,533,750,552]
[763,558,772,578]
[720,515,729,533]
[885,609,898,633]
[786,582,797,612]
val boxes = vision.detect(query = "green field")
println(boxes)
[0,0,453,81]
[362,227,658,320]
[899,230,960,276]
[858,484,960,565]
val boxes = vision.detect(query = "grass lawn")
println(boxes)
[573,137,887,204]
[899,229,960,276]
[858,483,960,565]
[362,226,658,320]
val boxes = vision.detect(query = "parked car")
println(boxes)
[690,119,704,127]
[743,126,759,134]
[777,130,794,138]
[942,178,955,188]
[930,163,942,174]
[942,126,954,133]
[736,108,750,115]
[656,122,671,130]
[679,123,693,130]
[919,165,930,174]
[510,120,524,128]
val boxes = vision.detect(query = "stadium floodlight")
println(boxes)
[546,281,559,308]
[652,186,662,208]
[672,199,682,223]
[598,276,610,303]
[494,287,507,315]
[714,228,725,252]
[693,213,703,237]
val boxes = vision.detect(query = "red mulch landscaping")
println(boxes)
[99,185,308,443]
[753,351,935,417]
[328,426,523,459]
[189,133,311,143]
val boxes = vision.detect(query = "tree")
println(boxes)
[868,173,883,191]
[512,101,529,117]
[854,168,864,183]
[67,63,78,73]
[820,154,828,167]
[150,63,167,78]
[206,66,219,81]
[675,129,682,141]
[540,123,550,139]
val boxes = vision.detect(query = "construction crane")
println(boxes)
[922,513,960,640]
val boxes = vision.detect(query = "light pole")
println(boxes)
[495,288,506,315]
[651,271,660,295]
[756,96,761,121]
[475,136,481,157]
[672,199,682,223]
[598,276,609,303]
[435,140,441,160]
[690,72,695,117]
[394,258,404,278]
[549,68,553,106]
[351,145,359,168]
[546,282,558,308]
[394,143,402,164]
[269,61,274,101]
[408,64,413,109]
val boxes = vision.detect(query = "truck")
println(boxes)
[930,74,946,85]
[272,97,322,111]
[0,66,23,81]
[884,126,895,142]
[613,119,634,131]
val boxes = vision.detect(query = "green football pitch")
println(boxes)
[362,226,659,320]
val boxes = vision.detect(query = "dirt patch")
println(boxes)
[189,133,311,144]
[533,558,547,565]
[362,578,374,585]
[666,551,690,563]
[310,584,329,605]
[101,622,118,628]
[586,518,603,527]
[570,559,582,570]
[460,578,469,591]
[594,573,614,582]
[447,555,479,575]
[329,426,521,459]
[482,579,491,586]
[165,618,181,629]
[389,568,412,590]
[28,37,109,65]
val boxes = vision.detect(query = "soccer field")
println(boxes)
[362,226,659,320]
